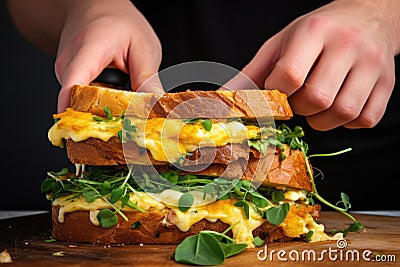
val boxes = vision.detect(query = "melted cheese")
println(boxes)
[48,108,263,162]
[53,189,336,248]
[52,192,165,224]
[48,109,122,147]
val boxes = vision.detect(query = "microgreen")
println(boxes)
[253,236,264,247]
[178,192,195,212]
[265,203,290,225]
[331,222,364,236]
[44,238,58,243]
[303,145,364,234]
[305,231,314,242]
[174,225,247,265]
[248,139,268,157]
[183,118,201,124]
[93,107,125,123]
[97,209,118,228]
[120,117,138,143]
[183,118,213,131]
[202,119,212,131]
[131,221,142,230]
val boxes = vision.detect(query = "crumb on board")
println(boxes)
[0,250,12,263]
[52,251,65,257]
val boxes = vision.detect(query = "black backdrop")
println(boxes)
[1,1,399,211]
[0,2,69,210]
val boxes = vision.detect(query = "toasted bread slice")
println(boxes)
[51,201,320,245]
[70,84,293,120]
[66,138,311,191]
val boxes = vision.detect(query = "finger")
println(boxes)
[128,41,163,95]
[305,64,380,131]
[56,44,114,112]
[289,46,353,116]
[217,69,260,91]
[263,27,324,96]
[344,73,395,129]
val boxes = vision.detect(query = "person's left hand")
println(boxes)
[235,0,400,130]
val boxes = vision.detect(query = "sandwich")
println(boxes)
[42,83,357,251]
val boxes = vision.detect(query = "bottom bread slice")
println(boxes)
[51,203,321,245]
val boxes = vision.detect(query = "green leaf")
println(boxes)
[234,200,250,219]
[266,203,290,225]
[54,168,69,176]
[109,187,124,203]
[161,171,179,184]
[104,106,113,120]
[82,189,100,203]
[202,119,212,131]
[306,231,314,242]
[123,197,145,212]
[44,238,58,243]
[99,181,112,195]
[203,183,216,196]
[97,209,118,229]
[183,118,200,124]
[41,178,54,194]
[253,236,264,247]
[336,192,351,210]
[220,242,247,258]
[178,192,194,212]
[131,221,142,230]
[250,191,269,208]
[248,139,267,157]
[332,222,364,236]
[174,233,225,265]
[271,190,285,204]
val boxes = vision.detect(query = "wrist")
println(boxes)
[334,0,400,55]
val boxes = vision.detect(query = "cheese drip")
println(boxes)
[52,189,338,247]
[48,108,263,162]
[48,109,122,147]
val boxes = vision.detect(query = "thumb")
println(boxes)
[128,44,164,95]
[56,46,113,112]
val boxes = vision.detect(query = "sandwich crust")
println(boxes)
[51,204,320,245]
[66,139,312,191]
[70,84,293,120]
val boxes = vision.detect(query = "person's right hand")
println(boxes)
[55,0,163,112]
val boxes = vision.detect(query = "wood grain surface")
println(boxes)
[0,211,399,266]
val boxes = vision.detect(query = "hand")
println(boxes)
[55,0,163,112]
[239,0,400,130]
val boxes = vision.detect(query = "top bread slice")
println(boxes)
[70,84,293,120]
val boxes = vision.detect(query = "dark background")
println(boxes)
[1,0,399,211]
[0,1,69,210]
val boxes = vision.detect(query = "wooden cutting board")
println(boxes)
[0,211,399,266]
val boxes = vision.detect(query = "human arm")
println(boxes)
[7,0,163,112]
[239,0,400,130]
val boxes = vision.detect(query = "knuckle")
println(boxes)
[365,47,386,66]
[335,103,360,121]
[354,114,380,128]
[275,61,305,89]
[303,83,333,110]
[301,14,329,34]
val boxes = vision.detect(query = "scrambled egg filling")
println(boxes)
[48,108,264,162]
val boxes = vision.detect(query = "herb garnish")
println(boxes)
[174,224,247,266]
[253,236,264,247]
[184,118,213,131]
[283,126,364,235]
